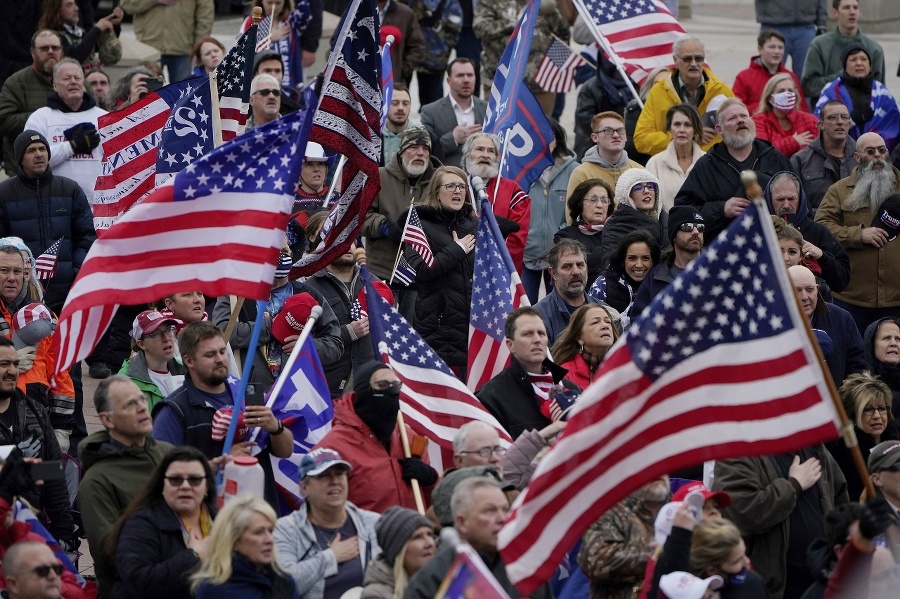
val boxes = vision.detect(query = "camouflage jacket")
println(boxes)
[472,0,569,92]
[401,0,463,73]
[578,494,656,599]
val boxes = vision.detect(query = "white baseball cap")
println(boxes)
[660,572,724,599]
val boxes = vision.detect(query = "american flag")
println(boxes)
[216,26,256,142]
[155,79,215,184]
[35,238,63,281]
[498,201,842,593]
[466,200,530,392]
[252,332,334,515]
[534,38,589,93]
[401,206,434,266]
[288,0,382,278]
[256,14,272,53]
[52,108,312,377]
[577,0,685,85]
[363,267,512,472]
[380,37,394,129]
[390,253,416,286]
[14,500,84,586]
[92,78,201,230]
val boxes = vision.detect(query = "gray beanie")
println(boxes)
[374,506,432,566]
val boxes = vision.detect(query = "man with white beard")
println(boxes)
[461,132,531,271]
[675,98,793,241]
[815,132,900,333]
[363,127,440,323]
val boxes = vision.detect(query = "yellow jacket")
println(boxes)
[634,67,734,156]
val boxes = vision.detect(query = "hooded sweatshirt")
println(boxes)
[864,317,900,413]
[566,146,642,205]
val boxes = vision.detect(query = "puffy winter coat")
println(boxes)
[752,109,820,158]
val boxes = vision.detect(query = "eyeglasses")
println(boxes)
[144,326,176,340]
[164,475,207,487]
[677,55,705,64]
[861,146,889,156]
[34,45,62,53]
[631,182,658,193]
[371,379,402,392]
[458,446,508,459]
[442,183,466,192]
[824,114,852,122]
[254,88,281,97]
[28,564,64,578]
[584,195,610,205]
[862,405,889,417]
[594,127,625,137]
[679,222,705,233]
[111,394,150,413]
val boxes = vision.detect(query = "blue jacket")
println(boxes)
[195,554,298,599]
[812,302,866,387]
[534,288,604,345]
[526,155,579,264]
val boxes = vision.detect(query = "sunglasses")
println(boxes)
[30,564,64,578]
[679,222,705,233]
[372,380,402,392]
[164,475,207,487]
[631,182,658,193]
[254,88,281,97]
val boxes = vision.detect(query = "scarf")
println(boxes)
[577,223,604,235]
[529,371,555,418]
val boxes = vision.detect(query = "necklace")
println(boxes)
[311,522,340,549]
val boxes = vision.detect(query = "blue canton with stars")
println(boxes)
[583,0,664,22]
[173,107,311,202]
[470,208,515,344]
[157,78,213,180]
[364,274,453,374]
[626,206,792,380]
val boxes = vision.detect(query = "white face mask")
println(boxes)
[772,91,796,112]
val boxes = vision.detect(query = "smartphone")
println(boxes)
[30,460,66,482]
[245,385,265,407]
[142,76,164,93]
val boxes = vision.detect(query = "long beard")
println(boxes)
[722,128,754,150]
[403,158,427,177]
[846,160,896,212]
[465,158,499,181]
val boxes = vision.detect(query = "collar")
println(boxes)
[450,95,474,114]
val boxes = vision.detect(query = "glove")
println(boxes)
[859,496,894,539]
[398,457,438,486]
[0,447,35,503]
[378,219,403,245]
[63,123,101,154]
[16,346,36,373]
[495,216,521,239]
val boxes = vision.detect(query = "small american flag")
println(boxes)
[350,298,365,320]
[35,238,63,281]
[214,26,256,142]
[534,39,588,93]
[401,206,434,266]
[256,15,272,53]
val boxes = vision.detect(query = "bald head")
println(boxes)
[788,265,818,318]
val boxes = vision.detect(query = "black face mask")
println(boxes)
[353,383,401,446]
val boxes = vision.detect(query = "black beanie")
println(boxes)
[667,205,704,245]
[841,43,870,70]
[353,360,391,396]
[375,506,432,566]
[14,130,51,165]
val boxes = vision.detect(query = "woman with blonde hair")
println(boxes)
[689,518,769,597]
[192,496,296,599]
[752,72,819,158]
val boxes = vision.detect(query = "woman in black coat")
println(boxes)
[599,167,668,270]
[864,317,900,414]
[589,229,660,321]
[402,165,479,379]
[553,178,615,288]
[108,446,217,599]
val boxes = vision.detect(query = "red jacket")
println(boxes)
[558,354,599,391]
[733,57,807,113]
[485,176,531,272]
[752,109,820,158]
[312,396,434,513]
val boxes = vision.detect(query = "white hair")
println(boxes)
[250,73,280,94]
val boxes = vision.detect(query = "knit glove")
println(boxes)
[859,496,894,539]
[378,219,403,244]
[64,123,101,154]
[495,216,521,238]
[398,457,438,486]
[16,346,35,373]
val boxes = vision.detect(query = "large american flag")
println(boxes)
[466,200,530,392]
[576,0,686,84]
[52,109,312,376]
[289,0,382,278]
[534,38,589,93]
[35,238,63,281]
[401,206,434,266]
[363,267,512,472]
[498,201,842,593]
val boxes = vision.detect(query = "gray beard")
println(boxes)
[465,159,499,181]
[403,159,427,177]
[722,129,754,150]
[845,161,896,212]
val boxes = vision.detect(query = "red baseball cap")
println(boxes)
[672,481,732,509]
[130,310,180,340]
[271,292,319,344]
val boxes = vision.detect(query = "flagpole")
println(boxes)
[571,0,644,108]
[389,196,416,285]
[493,134,510,201]
[322,155,348,208]
[210,73,224,147]
[265,306,324,406]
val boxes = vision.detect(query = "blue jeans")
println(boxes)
[161,54,192,83]
[760,23,816,78]
[522,267,551,305]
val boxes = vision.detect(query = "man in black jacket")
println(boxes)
[0,336,75,551]
[674,98,793,241]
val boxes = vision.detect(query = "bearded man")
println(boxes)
[815,132,900,333]
[461,132,531,271]
[675,98,793,241]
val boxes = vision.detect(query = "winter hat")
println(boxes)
[667,206,705,245]
[271,292,319,344]
[659,572,724,599]
[375,506,433,566]
[613,168,661,218]
[11,303,55,349]
[398,126,431,156]
[671,481,731,509]
[872,194,900,241]
[14,130,51,165]
[841,43,870,70]
[431,466,506,527]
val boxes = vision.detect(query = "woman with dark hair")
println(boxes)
[599,168,668,271]
[38,0,122,71]
[550,304,621,389]
[864,318,900,413]
[554,178,614,288]
[108,446,217,599]
[403,166,479,378]
[590,229,660,321]
[191,36,225,76]
[524,119,580,303]
[645,104,705,211]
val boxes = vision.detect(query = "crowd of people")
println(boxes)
[0,0,900,598]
